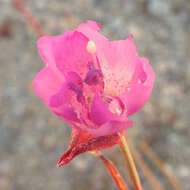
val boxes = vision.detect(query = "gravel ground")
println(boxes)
[0,0,190,190]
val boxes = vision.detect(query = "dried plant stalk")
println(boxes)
[12,0,47,36]
[131,145,164,190]
[119,133,143,190]
[90,151,129,190]
[139,141,185,190]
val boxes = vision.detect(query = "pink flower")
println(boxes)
[33,21,155,166]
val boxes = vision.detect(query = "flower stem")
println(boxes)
[119,133,143,190]
[90,151,129,190]
[12,0,47,36]
[132,145,164,190]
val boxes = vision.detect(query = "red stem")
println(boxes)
[12,0,47,36]
[91,151,130,190]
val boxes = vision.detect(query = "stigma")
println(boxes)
[86,40,96,54]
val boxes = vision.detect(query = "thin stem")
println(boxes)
[119,133,143,190]
[90,151,129,190]
[12,0,47,36]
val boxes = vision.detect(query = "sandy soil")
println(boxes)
[0,0,189,189]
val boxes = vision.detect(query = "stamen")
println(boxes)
[115,107,122,115]
[86,40,96,54]
[68,83,84,102]
[87,61,95,70]
[107,96,125,116]
[84,69,103,85]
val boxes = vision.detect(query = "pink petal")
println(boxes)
[52,31,93,79]
[49,69,92,123]
[84,20,101,31]
[37,33,74,81]
[49,84,69,107]
[90,94,115,125]
[37,30,73,67]
[33,67,79,123]
[33,66,63,104]
[49,71,83,108]
[83,120,133,137]
[65,72,83,88]
[53,107,80,123]
[49,83,82,123]
[130,58,147,84]
[141,58,155,87]
[37,36,55,66]
[122,58,155,116]
[77,20,108,45]
[78,23,141,97]
[100,37,139,95]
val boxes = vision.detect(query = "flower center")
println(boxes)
[68,83,84,103]
[84,69,103,85]
[84,61,103,86]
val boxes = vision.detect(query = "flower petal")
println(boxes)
[141,58,155,87]
[37,30,73,67]
[100,36,139,95]
[90,94,115,125]
[37,34,73,81]
[34,68,81,123]
[78,23,141,96]
[83,20,101,31]
[37,36,55,66]
[52,31,93,79]
[53,107,80,122]
[122,58,155,116]
[77,20,109,64]
[83,120,133,137]
[77,20,108,47]
[130,58,147,84]
[33,66,63,104]
[49,84,68,107]
[49,81,84,123]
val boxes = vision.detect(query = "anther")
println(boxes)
[86,40,96,54]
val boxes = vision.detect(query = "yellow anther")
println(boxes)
[86,40,96,54]
[115,107,122,115]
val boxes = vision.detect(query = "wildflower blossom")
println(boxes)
[33,21,155,166]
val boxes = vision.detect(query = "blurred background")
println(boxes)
[0,0,190,189]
